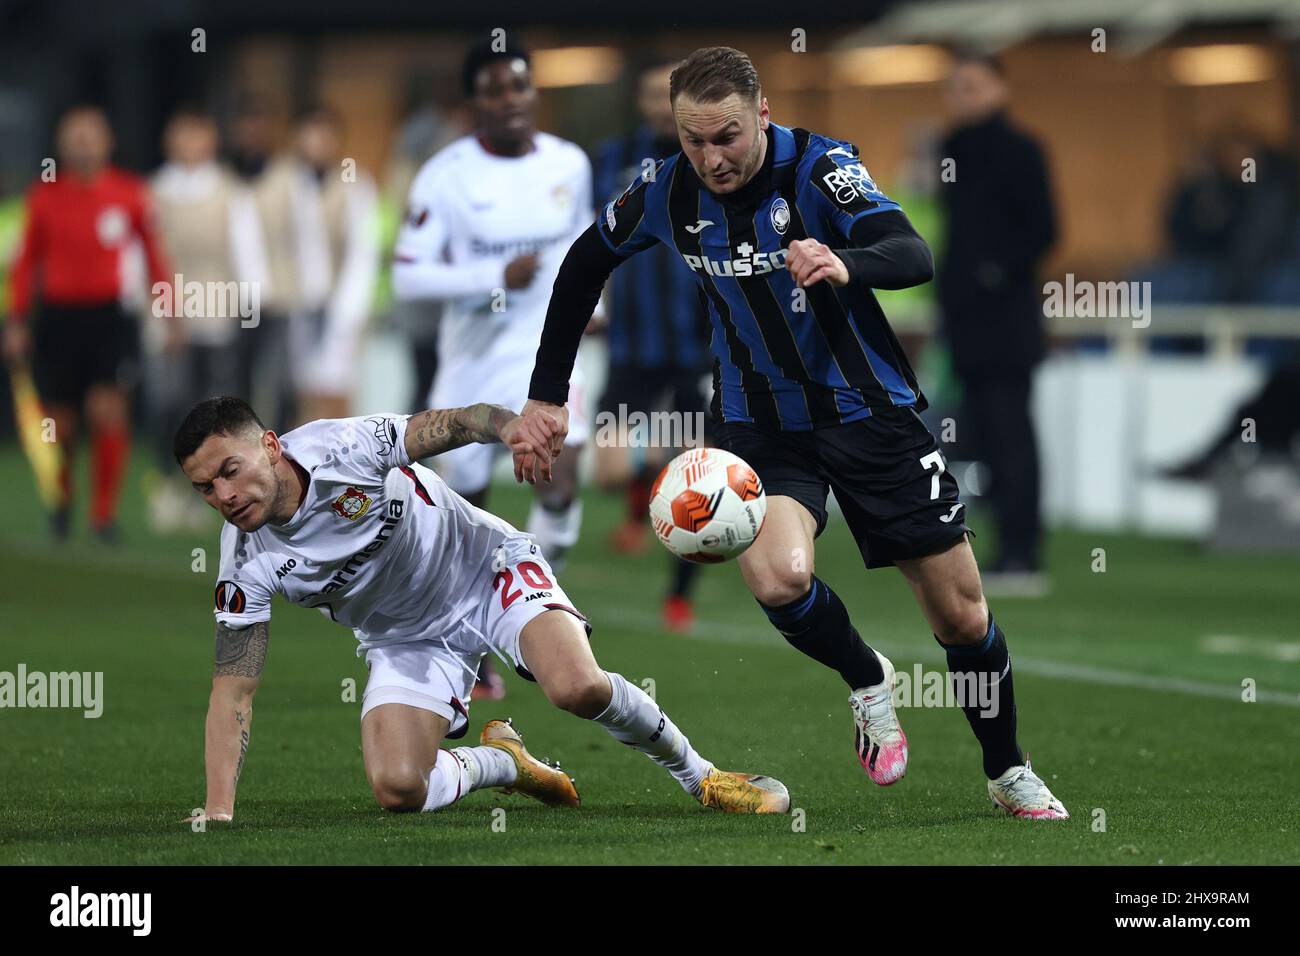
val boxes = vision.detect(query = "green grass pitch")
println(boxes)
[1,445,1297,865]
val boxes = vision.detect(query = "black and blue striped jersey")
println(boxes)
[532,122,932,432]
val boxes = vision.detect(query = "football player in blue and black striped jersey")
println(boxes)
[521,46,1066,819]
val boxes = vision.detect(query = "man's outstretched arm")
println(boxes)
[195,620,270,822]
[404,404,518,461]
[404,404,566,484]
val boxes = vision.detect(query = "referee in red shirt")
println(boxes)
[2,105,178,541]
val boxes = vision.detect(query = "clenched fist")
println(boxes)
[508,400,568,485]
[786,237,849,289]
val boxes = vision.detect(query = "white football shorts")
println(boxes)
[359,534,589,738]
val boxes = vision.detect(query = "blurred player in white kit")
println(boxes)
[393,39,590,573]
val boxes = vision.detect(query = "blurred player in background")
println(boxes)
[393,39,591,573]
[591,59,714,633]
[382,72,467,414]
[259,107,379,424]
[173,396,788,821]
[523,47,1067,819]
[147,107,272,533]
[3,105,179,542]
[227,97,297,429]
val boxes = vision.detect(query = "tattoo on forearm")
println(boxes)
[214,621,269,678]
[407,404,513,459]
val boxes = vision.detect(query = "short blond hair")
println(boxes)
[670,47,760,106]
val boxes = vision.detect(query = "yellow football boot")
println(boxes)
[698,769,791,814]
[479,719,580,808]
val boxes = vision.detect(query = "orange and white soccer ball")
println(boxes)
[649,448,766,563]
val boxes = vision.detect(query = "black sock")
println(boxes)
[938,615,1023,779]
[759,577,884,689]
[669,555,698,598]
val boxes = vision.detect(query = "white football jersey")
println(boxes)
[212,415,523,651]
[393,132,592,366]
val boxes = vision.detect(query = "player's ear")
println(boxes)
[757,95,770,130]
[261,429,282,464]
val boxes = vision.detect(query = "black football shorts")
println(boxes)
[713,405,969,569]
[32,302,140,406]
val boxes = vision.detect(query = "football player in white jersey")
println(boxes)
[393,40,590,572]
[174,396,788,820]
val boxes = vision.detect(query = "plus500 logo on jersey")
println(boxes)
[680,242,788,278]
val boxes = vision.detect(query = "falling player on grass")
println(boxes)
[520,47,1067,819]
[174,396,787,821]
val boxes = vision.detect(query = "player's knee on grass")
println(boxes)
[369,761,430,812]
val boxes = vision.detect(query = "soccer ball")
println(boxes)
[649,448,766,563]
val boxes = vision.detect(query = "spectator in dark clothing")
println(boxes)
[937,54,1057,591]
[1164,124,1299,302]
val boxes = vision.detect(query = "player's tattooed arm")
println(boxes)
[195,623,267,823]
[214,620,270,678]
[404,404,517,459]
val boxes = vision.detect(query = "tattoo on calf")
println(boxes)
[214,621,269,678]
[234,727,250,788]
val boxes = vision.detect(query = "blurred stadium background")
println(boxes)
[3,0,1300,540]
[1,0,1298,865]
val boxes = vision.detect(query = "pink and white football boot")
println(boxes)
[988,759,1069,819]
[848,650,908,786]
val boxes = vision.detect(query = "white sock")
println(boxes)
[527,499,583,572]
[594,672,713,798]
[452,744,517,789]
[421,746,517,812]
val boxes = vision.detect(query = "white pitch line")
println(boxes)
[596,606,1300,708]
[1201,634,1300,664]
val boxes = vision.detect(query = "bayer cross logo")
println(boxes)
[330,486,373,521]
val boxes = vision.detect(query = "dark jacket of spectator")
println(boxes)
[937,110,1056,373]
